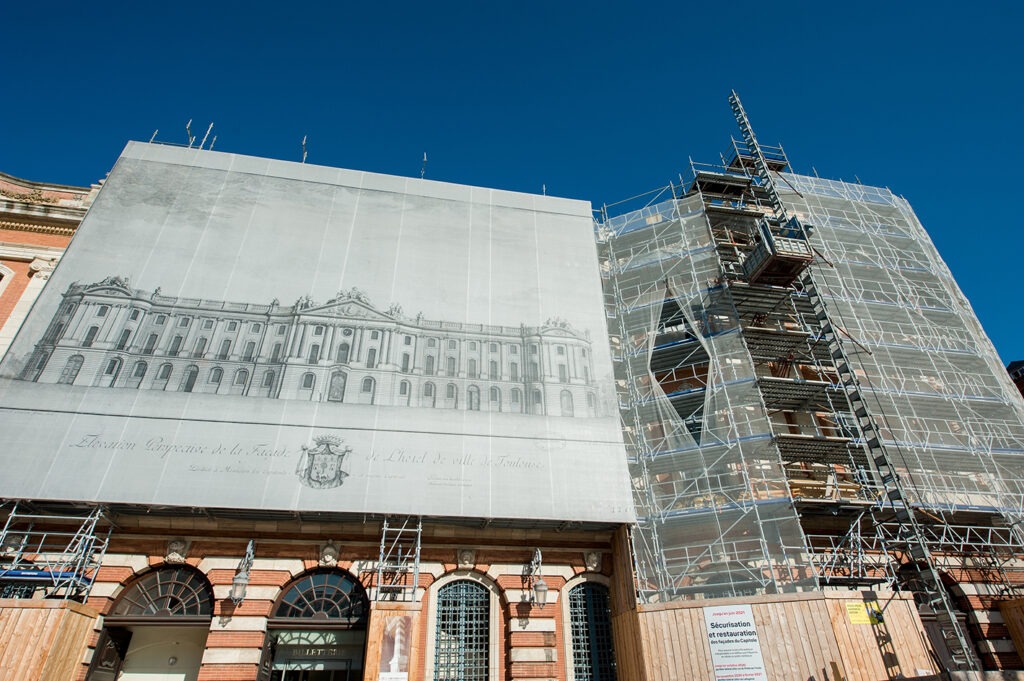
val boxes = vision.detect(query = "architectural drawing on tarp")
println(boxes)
[596,92,1024,671]
[20,277,599,417]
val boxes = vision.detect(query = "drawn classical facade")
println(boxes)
[22,278,600,418]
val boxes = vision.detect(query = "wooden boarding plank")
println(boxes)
[751,603,779,679]
[787,598,820,678]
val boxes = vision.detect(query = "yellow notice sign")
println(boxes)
[845,602,881,624]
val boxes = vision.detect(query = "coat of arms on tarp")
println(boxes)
[295,435,351,489]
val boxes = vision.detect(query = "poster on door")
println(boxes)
[703,605,768,681]
[377,614,412,681]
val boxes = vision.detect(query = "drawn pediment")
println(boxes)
[301,299,396,321]
[82,276,134,297]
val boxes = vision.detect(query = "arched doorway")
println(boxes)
[179,365,199,392]
[567,582,617,681]
[86,566,213,681]
[267,569,370,681]
[328,372,347,402]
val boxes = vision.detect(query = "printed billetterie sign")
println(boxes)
[703,605,768,681]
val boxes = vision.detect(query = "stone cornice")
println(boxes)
[0,218,77,237]
[0,241,65,261]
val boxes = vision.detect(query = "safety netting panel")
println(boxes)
[599,195,815,602]
[780,175,1024,520]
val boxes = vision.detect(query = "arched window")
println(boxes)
[400,380,410,396]
[309,343,321,363]
[115,329,132,351]
[362,377,375,393]
[142,333,159,355]
[446,384,457,399]
[157,363,172,380]
[272,569,369,625]
[362,377,376,404]
[104,357,122,376]
[568,583,616,681]
[424,382,436,400]
[467,386,480,411]
[262,370,275,387]
[110,567,213,619]
[489,387,501,410]
[302,373,316,389]
[434,580,489,681]
[234,369,248,386]
[367,348,377,369]
[561,390,574,417]
[337,343,350,363]
[82,326,99,348]
[132,361,147,378]
[209,367,223,384]
[58,355,84,384]
[532,389,543,415]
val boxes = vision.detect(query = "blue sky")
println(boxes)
[3,1,1021,363]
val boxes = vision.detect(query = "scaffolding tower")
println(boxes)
[597,92,1024,672]
[0,502,110,600]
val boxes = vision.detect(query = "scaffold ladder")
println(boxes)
[728,90,787,223]
[802,276,979,671]
[375,516,422,602]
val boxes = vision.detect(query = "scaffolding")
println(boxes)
[597,92,1024,671]
[0,502,110,600]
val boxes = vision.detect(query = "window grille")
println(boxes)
[569,583,616,681]
[434,580,489,681]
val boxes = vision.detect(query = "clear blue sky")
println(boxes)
[3,1,1021,363]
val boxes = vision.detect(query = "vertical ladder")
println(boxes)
[375,516,422,602]
[802,277,979,671]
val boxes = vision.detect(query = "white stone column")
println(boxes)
[0,259,56,359]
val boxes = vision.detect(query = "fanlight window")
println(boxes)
[111,567,212,617]
[273,571,369,624]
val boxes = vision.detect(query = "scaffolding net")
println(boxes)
[598,169,1024,605]
[780,175,1024,524]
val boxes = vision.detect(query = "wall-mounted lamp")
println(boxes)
[230,539,255,606]
[528,548,548,608]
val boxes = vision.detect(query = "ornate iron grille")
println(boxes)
[569,583,617,681]
[274,570,368,623]
[434,580,489,681]
[111,567,212,616]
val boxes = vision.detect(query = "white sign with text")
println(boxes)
[703,604,768,681]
